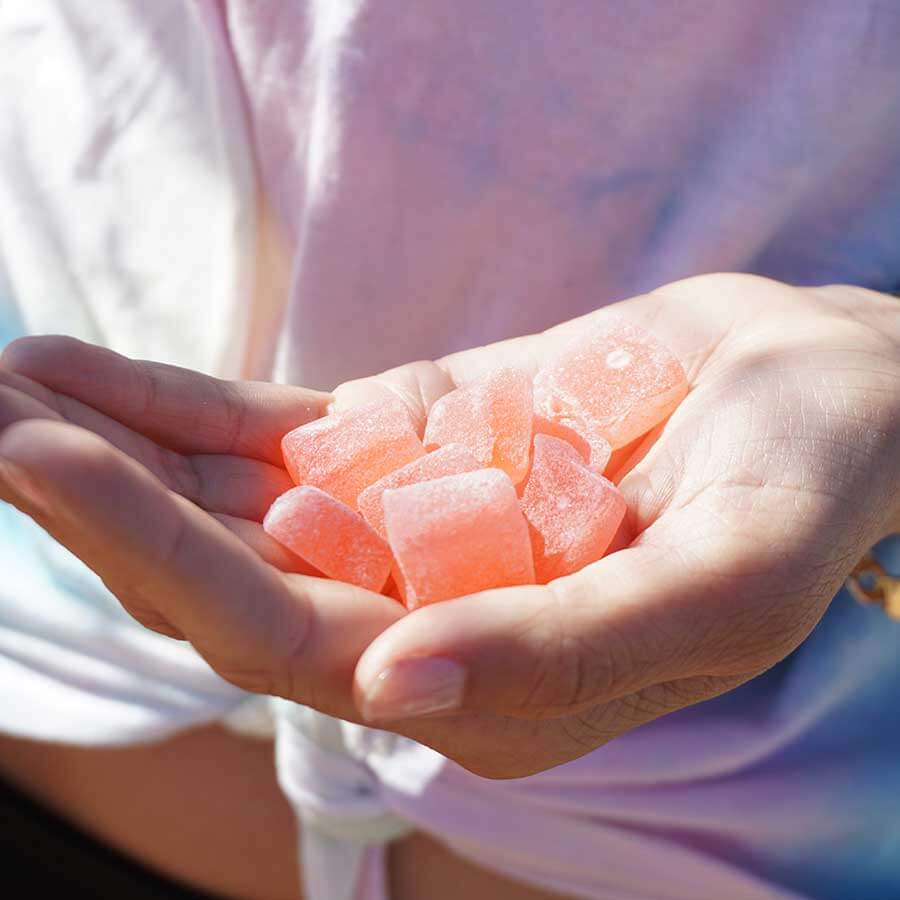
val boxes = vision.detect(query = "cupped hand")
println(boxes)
[2,274,899,778]
[0,344,407,721]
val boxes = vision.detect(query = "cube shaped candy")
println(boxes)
[521,434,626,584]
[358,443,481,538]
[281,398,425,508]
[263,486,392,593]
[532,414,607,472]
[534,318,688,451]
[423,368,533,484]
[383,469,535,609]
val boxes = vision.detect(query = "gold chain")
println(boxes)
[846,553,900,620]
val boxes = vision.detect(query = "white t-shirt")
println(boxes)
[1,3,899,899]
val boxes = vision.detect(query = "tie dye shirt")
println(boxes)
[0,3,899,898]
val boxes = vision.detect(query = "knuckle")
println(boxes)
[215,379,250,456]
[211,575,312,702]
[156,500,193,571]
[514,585,633,719]
[106,581,183,640]
[133,359,161,422]
[511,595,579,718]
[269,581,317,702]
[154,443,201,502]
[207,659,280,696]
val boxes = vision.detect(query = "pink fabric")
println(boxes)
[212,5,900,899]
[2,3,899,899]
[220,0,900,390]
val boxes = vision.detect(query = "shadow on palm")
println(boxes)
[1,274,896,777]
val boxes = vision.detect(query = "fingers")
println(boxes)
[2,336,330,463]
[0,368,292,520]
[0,380,64,430]
[331,360,454,433]
[190,455,293,520]
[435,311,598,386]
[0,419,403,718]
[0,418,296,661]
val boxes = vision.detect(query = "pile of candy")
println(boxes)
[263,318,688,609]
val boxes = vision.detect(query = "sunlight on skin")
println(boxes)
[0,275,898,780]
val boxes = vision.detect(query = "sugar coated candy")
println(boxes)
[521,434,627,584]
[281,398,425,508]
[423,368,533,484]
[532,413,607,472]
[383,468,535,609]
[358,443,481,538]
[534,318,688,451]
[263,486,392,593]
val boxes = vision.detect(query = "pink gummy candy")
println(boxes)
[532,413,609,472]
[521,434,627,584]
[358,443,481,538]
[423,368,533,484]
[383,469,535,609]
[534,318,688,451]
[263,486,392,593]
[281,398,425,509]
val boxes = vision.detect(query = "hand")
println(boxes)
[2,274,899,778]
[0,347,407,711]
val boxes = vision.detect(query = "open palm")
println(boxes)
[2,274,898,777]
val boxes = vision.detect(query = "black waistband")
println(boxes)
[0,773,226,899]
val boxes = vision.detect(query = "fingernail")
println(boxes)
[0,457,49,516]
[361,658,466,722]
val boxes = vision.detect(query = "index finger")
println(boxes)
[1,336,330,464]
[436,287,733,388]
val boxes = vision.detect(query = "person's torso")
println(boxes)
[2,3,899,898]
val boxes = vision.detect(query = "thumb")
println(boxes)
[353,533,732,723]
